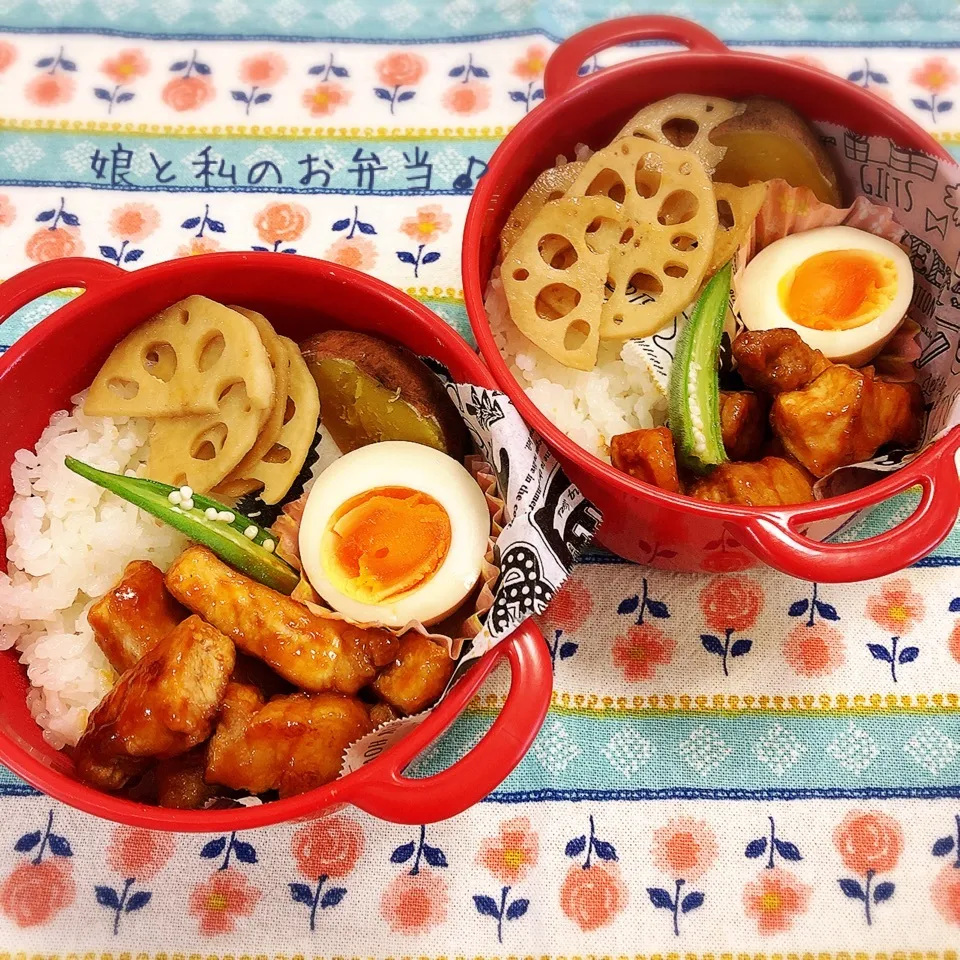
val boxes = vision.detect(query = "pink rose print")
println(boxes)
[163,50,214,112]
[743,868,812,934]
[443,80,491,115]
[0,42,17,73]
[397,204,450,278]
[325,236,378,271]
[381,869,449,933]
[25,46,76,106]
[473,818,537,941]
[648,818,717,936]
[96,48,148,113]
[783,582,844,676]
[443,54,491,116]
[0,194,16,227]
[560,816,627,931]
[289,815,364,930]
[97,826,174,934]
[189,868,261,936]
[911,56,957,122]
[1,810,76,929]
[381,825,449,934]
[0,860,75,928]
[783,623,845,677]
[541,577,592,666]
[932,861,960,924]
[233,52,287,114]
[26,197,84,263]
[699,573,763,675]
[100,203,160,265]
[834,810,903,925]
[106,826,174,880]
[374,51,427,115]
[612,577,674,680]
[26,74,74,107]
[510,44,547,113]
[865,578,924,681]
[253,201,310,252]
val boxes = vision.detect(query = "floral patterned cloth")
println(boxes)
[2,1,960,955]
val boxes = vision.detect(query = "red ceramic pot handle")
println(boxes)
[0,258,124,328]
[544,15,729,99]
[343,619,551,823]
[738,431,960,582]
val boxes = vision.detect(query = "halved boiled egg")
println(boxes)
[737,225,913,365]
[298,441,490,627]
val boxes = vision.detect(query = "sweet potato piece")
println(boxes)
[301,330,468,459]
[610,427,681,493]
[710,97,842,205]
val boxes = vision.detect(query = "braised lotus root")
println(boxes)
[216,337,320,504]
[500,160,586,259]
[223,306,290,480]
[501,195,622,370]
[709,181,768,275]
[564,137,718,341]
[84,295,275,419]
[147,380,269,492]
[614,93,746,176]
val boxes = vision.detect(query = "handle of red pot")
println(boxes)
[545,15,729,99]
[343,619,551,823]
[738,431,960,582]
[0,258,125,330]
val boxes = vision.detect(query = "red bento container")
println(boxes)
[465,15,960,582]
[0,254,552,830]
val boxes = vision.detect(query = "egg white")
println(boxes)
[736,225,913,366]
[298,440,490,628]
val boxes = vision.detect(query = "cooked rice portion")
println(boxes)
[486,270,668,462]
[0,395,187,747]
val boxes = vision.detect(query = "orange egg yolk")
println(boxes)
[779,249,897,331]
[322,486,451,604]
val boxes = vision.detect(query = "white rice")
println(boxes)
[0,393,187,748]
[486,270,668,462]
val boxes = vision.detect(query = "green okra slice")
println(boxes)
[668,262,732,475]
[64,456,299,594]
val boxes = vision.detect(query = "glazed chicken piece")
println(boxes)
[373,633,455,716]
[88,560,187,673]
[689,456,814,506]
[720,391,768,461]
[610,426,681,493]
[155,746,217,810]
[733,328,831,395]
[772,365,924,477]
[205,689,372,798]
[74,615,235,792]
[165,546,400,694]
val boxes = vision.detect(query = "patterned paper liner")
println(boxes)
[272,454,504,660]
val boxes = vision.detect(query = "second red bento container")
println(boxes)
[464,15,960,582]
